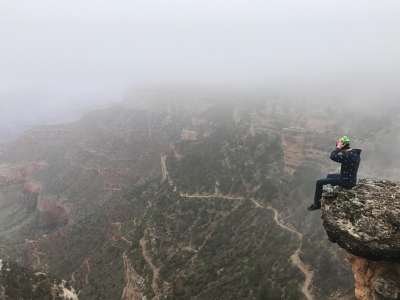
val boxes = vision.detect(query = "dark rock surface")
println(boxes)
[322,178,400,261]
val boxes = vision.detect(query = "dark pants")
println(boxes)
[314,174,352,206]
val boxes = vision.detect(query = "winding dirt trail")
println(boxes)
[162,156,314,299]
[250,199,314,300]
[180,193,243,200]
[177,193,314,300]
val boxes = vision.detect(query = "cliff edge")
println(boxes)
[322,178,400,300]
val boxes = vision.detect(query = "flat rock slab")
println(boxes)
[322,178,400,261]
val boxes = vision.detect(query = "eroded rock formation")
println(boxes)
[322,179,400,300]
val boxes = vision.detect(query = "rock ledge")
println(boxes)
[322,178,400,261]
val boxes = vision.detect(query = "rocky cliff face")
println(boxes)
[322,179,400,300]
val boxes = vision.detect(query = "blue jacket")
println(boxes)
[330,148,362,186]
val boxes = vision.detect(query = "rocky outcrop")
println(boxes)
[322,179,400,299]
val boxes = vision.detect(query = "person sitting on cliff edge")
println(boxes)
[308,135,362,211]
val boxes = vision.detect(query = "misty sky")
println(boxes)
[1,0,400,116]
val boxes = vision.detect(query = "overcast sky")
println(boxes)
[1,0,400,117]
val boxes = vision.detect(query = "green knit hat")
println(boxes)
[340,135,351,145]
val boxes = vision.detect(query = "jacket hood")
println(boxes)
[351,149,362,155]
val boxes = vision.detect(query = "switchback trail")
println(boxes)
[250,199,314,300]
[162,156,314,300]
[178,193,314,300]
